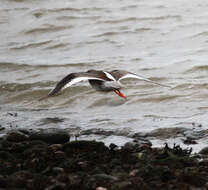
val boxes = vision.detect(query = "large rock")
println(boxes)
[6,130,29,142]
[199,147,208,155]
[5,129,70,144]
[29,129,70,144]
[63,140,108,155]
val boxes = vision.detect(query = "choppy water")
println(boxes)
[1,0,208,152]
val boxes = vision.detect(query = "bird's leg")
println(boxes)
[113,89,126,99]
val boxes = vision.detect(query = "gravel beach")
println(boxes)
[0,129,208,190]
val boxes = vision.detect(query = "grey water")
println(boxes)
[1,0,208,152]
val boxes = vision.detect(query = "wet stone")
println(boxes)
[9,170,33,188]
[182,138,197,145]
[0,137,208,190]
[45,182,66,190]
[0,151,14,160]
[6,130,29,142]
[29,129,70,144]
[63,140,108,155]
[96,187,107,190]
[129,169,139,177]
[109,143,118,151]
[111,181,132,189]
[52,167,64,175]
[199,147,208,155]
[49,144,63,152]
[93,173,119,182]
[0,126,5,132]
[123,139,152,152]
[54,151,66,160]
[0,175,7,188]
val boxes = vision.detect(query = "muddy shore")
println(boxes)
[0,129,208,190]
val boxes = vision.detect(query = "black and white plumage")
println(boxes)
[48,69,169,99]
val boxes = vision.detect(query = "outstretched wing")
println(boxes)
[48,72,105,96]
[110,70,171,88]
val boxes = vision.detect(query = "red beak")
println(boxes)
[113,90,126,99]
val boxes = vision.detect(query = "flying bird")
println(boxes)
[48,69,170,99]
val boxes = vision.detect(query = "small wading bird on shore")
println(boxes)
[47,69,170,99]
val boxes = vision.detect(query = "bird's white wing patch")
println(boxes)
[64,76,105,89]
[118,73,149,81]
[103,71,116,81]
[119,73,170,88]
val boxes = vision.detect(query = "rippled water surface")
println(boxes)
[1,0,208,151]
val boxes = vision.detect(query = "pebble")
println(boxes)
[45,182,66,190]
[6,131,29,142]
[52,167,64,174]
[123,139,152,152]
[54,151,66,160]
[182,138,197,145]
[129,169,139,177]
[93,174,119,182]
[49,144,63,152]
[96,187,107,190]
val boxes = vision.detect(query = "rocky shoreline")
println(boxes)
[0,129,208,190]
